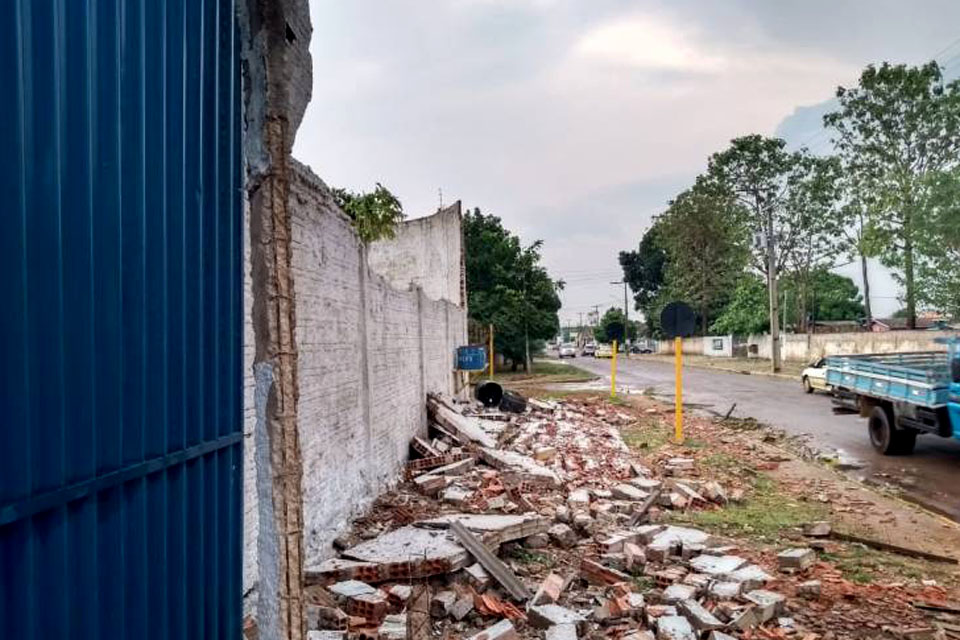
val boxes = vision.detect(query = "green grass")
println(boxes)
[621,419,674,452]
[674,474,828,542]
[491,360,597,384]
[820,544,939,585]
[701,452,745,473]
[507,547,555,569]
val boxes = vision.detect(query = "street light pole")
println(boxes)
[611,280,630,357]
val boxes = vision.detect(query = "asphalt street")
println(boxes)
[569,354,960,522]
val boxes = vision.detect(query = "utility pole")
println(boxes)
[611,280,630,357]
[766,210,782,373]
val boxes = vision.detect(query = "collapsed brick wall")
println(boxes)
[284,159,466,568]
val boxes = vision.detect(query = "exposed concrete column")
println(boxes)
[238,1,312,639]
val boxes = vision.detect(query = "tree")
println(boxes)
[706,135,840,371]
[619,229,666,311]
[779,270,865,328]
[463,208,562,370]
[710,276,769,336]
[656,180,750,334]
[332,183,405,243]
[915,168,960,317]
[824,61,960,329]
[593,308,639,344]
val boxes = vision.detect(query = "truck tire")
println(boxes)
[868,405,916,455]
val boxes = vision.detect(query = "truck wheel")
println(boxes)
[803,377,813,394]
[868,405,915,455]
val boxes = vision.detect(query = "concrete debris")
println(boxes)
[304,393,822,640]
[677,599,723,632]
[803,521,832,537]
[377,613,407,640]
[548,523,578,549]
[743,589,787,623]
[688,554,747,576]
[528,604,587,629]
[778,547,816,571]
[656,615,696,640]
[307,632,346,640]
[545,623,579,640]
[797,579,822,598]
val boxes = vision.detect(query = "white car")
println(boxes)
[801,357,828,393]
[559,343,577,358]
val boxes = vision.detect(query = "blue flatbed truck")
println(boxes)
[825,338,960,455]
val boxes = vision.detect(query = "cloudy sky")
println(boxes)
[294,0,960,325]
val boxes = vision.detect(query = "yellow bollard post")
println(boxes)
[488,324,494,380]
[611,339,618,398]
[674,336,683,443]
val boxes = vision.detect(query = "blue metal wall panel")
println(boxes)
[0,1,242,639]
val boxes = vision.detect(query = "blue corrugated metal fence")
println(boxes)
[0,0,242,638]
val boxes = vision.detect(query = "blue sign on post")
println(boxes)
[456,345,488,371]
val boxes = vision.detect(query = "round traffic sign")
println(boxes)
[660,301,696,338]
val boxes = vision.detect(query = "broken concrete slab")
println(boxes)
[688,554,747,576]
[648,526,711,550]
[450,595,474,621]
[442,485,473,506]
[546,623,579,640]
[377,613,407,640]
[467,619,518,640]
[307,632,346,640]
[534,446,557,461]
[677,599,723,632]
[328,580,376,599]
[803,521,831,537]
[567,488,591,507]
[661,583,698,604]
[341,526,470,581]
[413,473,447,496]
[708,581,741,599]
[629,477,663,491]
[528,604,587,629]
[743,589,786,623]
[431,457,476,476]
[450,520,531,601]
[429,397,499,448]
[778,547,816,571]
[480,447,560,487]
[612,483,648,501]
[418,513,549,546]
[465,563,491,591]
[656,615,696,640]
[725,564,773,591]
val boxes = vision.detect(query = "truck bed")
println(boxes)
[824,351,952,408]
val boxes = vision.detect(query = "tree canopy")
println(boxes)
[824,61,960,328]
[332,183,405,243]
[593,307,639,344]
[463,208,562,369]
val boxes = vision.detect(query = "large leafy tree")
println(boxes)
[824,61,960,328]
[780,270,865,327]
[463,208,562,370]
[915,168,960,317]
[706,135,840,370]
[619,224,667,335]
[593,307,639,344]
[332,183,405,243]
[656,180,750,334]
[710,276,769,336]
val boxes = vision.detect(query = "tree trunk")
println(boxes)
[524,326,531,373]
[860,253,872,326]
[766,213,782,373]
[904,231,916,330]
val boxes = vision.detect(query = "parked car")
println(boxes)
[559,343,577,358]
[582,342,597,356]
[630,344,654,354]
[801,357,828,393]
[595,343,614,358]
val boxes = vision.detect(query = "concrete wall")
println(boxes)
[658,336,704,355]
[368,202,465,306]
[703,335,734,357]
[286,160,467,568]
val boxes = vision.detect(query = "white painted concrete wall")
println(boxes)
[368,203,465,307]
[703,335,734,357]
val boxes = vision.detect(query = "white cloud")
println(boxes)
[575,15,726,72]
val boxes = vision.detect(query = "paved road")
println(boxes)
[569,354,960,521]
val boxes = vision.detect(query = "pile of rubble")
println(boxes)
[300,393,926,640]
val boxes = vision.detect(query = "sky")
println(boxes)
[293,0,960,326]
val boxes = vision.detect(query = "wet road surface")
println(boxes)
[570,354,960,521]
